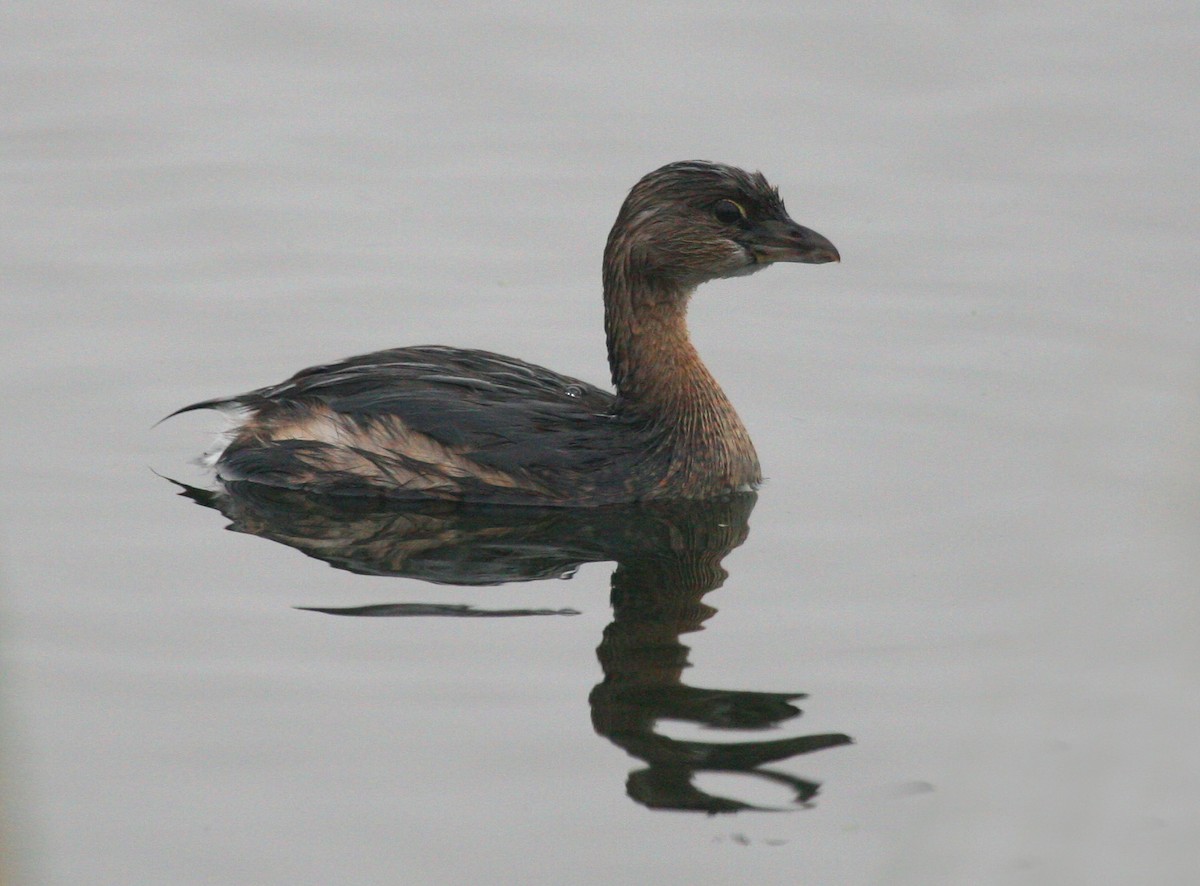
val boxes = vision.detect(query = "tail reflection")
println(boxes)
[174,480,852,813]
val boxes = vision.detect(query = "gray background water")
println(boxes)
[3,3,1197,884]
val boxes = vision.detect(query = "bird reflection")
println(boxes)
[174,480,852,813]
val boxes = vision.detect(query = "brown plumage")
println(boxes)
[170,161,839,506]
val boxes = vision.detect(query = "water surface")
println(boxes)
[3,3,1197,884]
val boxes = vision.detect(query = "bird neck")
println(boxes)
[602,253,760,489]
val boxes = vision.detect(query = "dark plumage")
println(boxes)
[171,161,838,506]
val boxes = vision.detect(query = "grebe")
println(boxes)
[172,161,838,506]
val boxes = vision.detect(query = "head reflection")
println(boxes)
[175,481,851,813]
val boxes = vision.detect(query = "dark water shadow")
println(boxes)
[174,480,853,813]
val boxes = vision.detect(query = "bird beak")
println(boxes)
[747,219,840,265]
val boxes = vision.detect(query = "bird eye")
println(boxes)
[713,200,745,225]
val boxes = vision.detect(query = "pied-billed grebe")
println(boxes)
[172,161,838,506]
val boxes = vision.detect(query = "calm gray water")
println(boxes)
[3,3,1197,884]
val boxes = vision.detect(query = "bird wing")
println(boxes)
[177,346,630,501]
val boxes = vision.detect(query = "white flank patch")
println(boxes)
[194,405,252,469]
